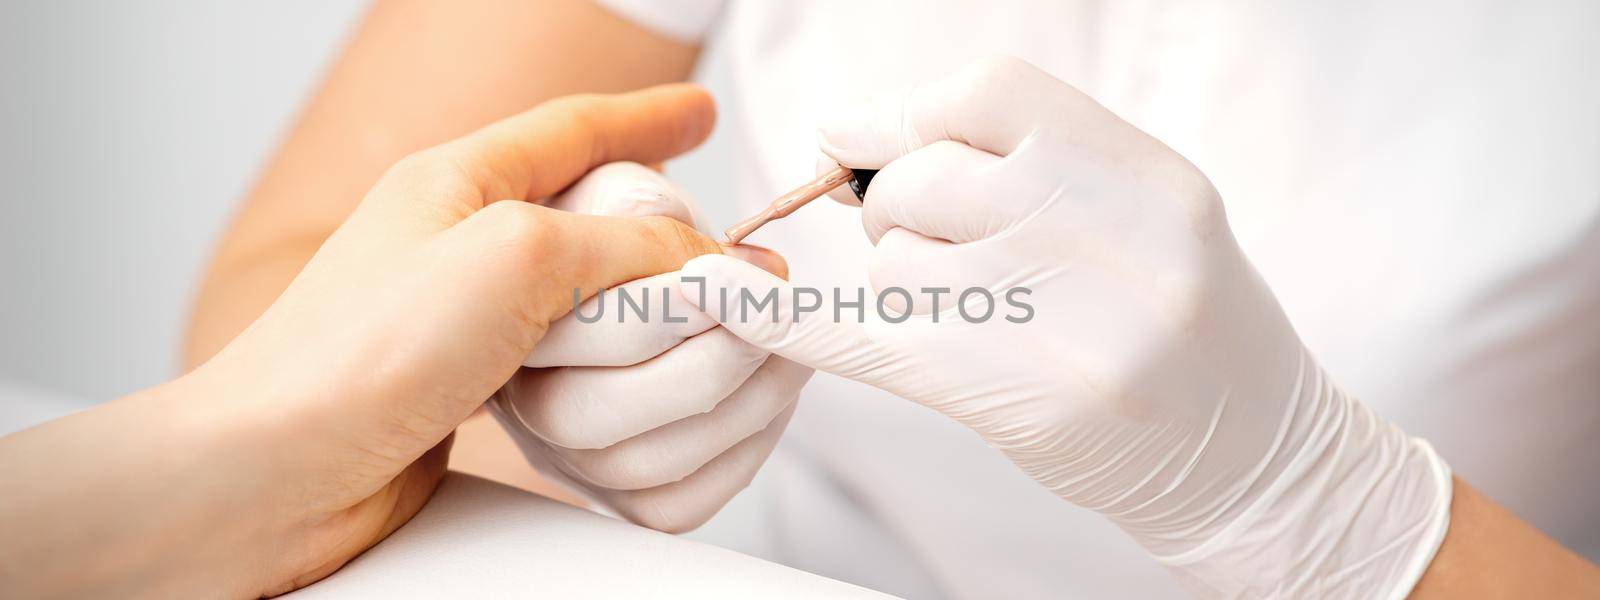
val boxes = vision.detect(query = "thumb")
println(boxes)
[365,84,715,233]
[678,255,911,388]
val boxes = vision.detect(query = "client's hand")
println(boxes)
[490,162,811,532]
[0,85,729,598]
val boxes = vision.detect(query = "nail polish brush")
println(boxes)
[723,165,877,244]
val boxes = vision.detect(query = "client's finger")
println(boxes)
[525,245,786,367]
[368,84,714,228]
[453,83,714,205]
[445,201,723,328]
[525,271,718,368]
[530,163,711,367]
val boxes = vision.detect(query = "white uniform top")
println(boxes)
[598,1,1600,597]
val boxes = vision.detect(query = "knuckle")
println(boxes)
[482,201,560,256]
[1144,156,1227,243]
[542,95,607,148]
[380,148,471,191]
[385,148,444,178]
[1178,170,1226,227]
[1147,253,1216,339]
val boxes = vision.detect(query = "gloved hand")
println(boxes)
[489,162,811,533]
[680,57,1452,598]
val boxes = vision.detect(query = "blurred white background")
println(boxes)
[0,1,736,403]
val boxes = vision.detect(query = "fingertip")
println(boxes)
[662,82,715,114]
[654,83,716,152]
[604,83,717,166]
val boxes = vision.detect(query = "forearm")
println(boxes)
[1410,478,1600,599]
[0,377,268,597]
[186,0,699,366]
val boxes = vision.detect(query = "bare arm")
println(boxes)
[186,0,697,366]
[1411,478,1600,599]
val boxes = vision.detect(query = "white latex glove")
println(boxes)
[680,58,1452,598]
[488,162,811,533]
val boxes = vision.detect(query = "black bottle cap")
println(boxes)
[849,168,878,201]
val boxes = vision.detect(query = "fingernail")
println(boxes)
[719,244,788,279]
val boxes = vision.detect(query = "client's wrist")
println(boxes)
[170,358,360,596]
[80,372,288,597]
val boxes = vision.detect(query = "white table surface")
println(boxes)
[0,380,891,598]
[291,473,891,599]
